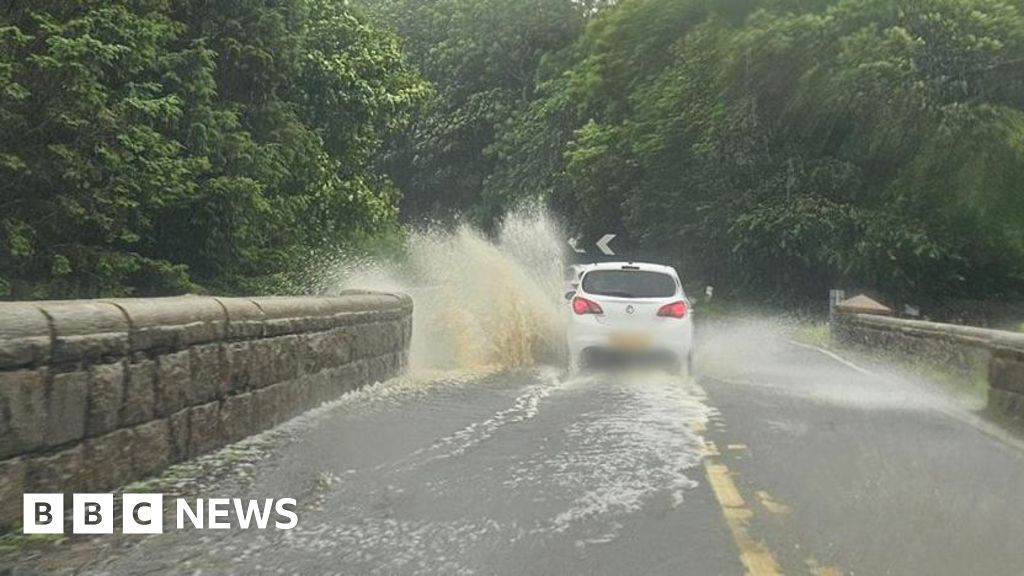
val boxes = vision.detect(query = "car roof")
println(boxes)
[578,261,678,276]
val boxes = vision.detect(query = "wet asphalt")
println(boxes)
[7,321,1024,576]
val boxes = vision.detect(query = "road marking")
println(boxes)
[706,464,745,508]
[754,490,792,515]
[703,458,783,576]
[787,340,873,376]
[698,357,849,576]
[806,558,845,576]
[696,383,780,575]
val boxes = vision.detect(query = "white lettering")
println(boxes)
[176,498,203,529]
[208,498,230,529]
[274,498,298,529]
[233,498,273,529]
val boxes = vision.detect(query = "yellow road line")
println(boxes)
[696,384,843,576]
[806,558,844,576]
[703,460,783,576]
[703,440,720,457]
[706,464,746,508]
[754,490,792,515]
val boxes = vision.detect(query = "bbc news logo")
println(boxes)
[23,494,298,534]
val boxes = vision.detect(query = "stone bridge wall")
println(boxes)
[0,293,412,528]
[833,312,1024,416]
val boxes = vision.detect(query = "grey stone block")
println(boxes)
[121,359,156,426]
[27,444,85,494]
[189,343,225,405]
[0,457,26,529]
[989,387,1024,418]
[39,301,129,363]
[990,354,1024,395]
[249,386,270,430]
[132,419,171,478]
[104,296,226,352]
[300,331,350,375]
[0,368,47,459]
[155,350,190,417]
[224,341,254,393]
[87,362,125,437]
[253,297,334,336]
[45,370,88,447]
[353,323,393,360]
[0,303,51,369]
[345,359,370,392]
[298,333,321,376]
[279,380,310,421]
[82,428,135,490]
[270,335,300,383]
[187,401,221,458]
[253,383,284,429]
[322,293,410,325]
[307,372,333,404]
[402,317,413,347]
[220,393,254,443]
[370,353,399,383]
[347,326,366,360]
[214,297,265,339]
[322,330,353,370]
[168,408,190,462]
[246,339,276,389]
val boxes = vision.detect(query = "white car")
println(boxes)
[565,261,694,375]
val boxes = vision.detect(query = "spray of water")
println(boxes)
[321,204,567,371]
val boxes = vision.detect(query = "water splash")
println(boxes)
[321,204,567,371]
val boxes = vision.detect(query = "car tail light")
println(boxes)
[572,296,604,315]
[657,300,688,319]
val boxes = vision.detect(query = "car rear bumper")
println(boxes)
[576,347,684,371]
[566,320,692,367]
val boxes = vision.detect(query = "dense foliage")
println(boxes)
[358,0,595,226]
[5,0,1024,303]
[0,0,425,298]
[486,0,1024,302]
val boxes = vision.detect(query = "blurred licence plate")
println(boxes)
[610,332,650,349]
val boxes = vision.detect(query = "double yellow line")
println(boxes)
[700,434,783,576]
[693,383,841,576]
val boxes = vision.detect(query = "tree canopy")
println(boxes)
[479,0,1024,302]
[4,0,1024,303]
[0,0,425,298]
[358,0,593,226]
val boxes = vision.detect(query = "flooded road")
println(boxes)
[11,321,1024,576]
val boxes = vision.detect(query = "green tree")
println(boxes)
[0,0,425,298]
[361,0,590,226]
[0,1,197,298]
[498,0,1024,302]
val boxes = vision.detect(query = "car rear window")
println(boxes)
[581,270,676,298]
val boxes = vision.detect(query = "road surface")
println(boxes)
[9,319,1024,575]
